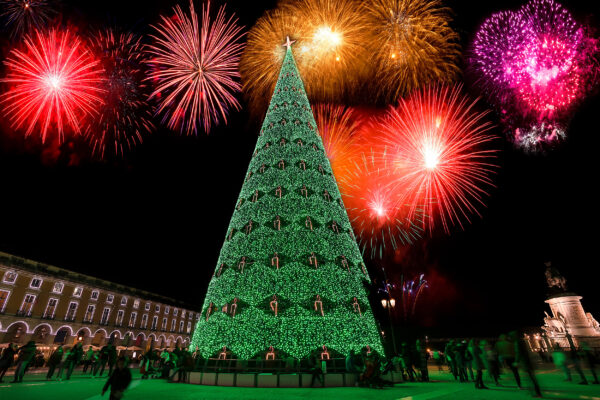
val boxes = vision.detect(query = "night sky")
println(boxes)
[0,0,599,339]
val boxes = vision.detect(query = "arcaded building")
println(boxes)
[0,251,199,356]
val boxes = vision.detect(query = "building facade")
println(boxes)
[0,251,199,356]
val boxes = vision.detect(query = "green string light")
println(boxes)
[190,44,384,359]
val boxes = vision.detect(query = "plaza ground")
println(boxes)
[1,368,599,400]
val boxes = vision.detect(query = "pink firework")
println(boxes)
[0,28,104,143]
[471,0,598,149]
[147,0,245,135]
[378,85,497,234]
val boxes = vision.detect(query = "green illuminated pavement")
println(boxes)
[1,369,599,400]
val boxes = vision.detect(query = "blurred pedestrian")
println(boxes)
[497,333,521,388]
[481,340,500,385]
[83,346,95,373]
[416,339,429,382]
[65,341,84,380]
[308,351,324,387]
[102,357,132,400]
[468,339,487,389]
[566,333,588,385]
[0,343,17,383]
[513,331,542,398]
[11,341,36,383]
[552,344,571,381]
[580,341,599,384]
[46,346,63,380]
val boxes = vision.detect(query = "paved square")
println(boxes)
[1,368,599,400]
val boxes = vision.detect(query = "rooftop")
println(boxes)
[0,250,199,312]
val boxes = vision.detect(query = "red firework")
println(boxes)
[87,29,154,159]
[147,0,245,135]
[313,104,361,192]
[378,85,497,233]
[1,28,104,143]
[342,145,423,258]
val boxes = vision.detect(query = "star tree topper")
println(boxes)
[283,36,296,49]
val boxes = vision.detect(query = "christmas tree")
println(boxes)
[191,39,384,359]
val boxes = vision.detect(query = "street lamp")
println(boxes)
[380,266,398,355]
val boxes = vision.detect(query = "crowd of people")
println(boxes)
[1,335,599,397]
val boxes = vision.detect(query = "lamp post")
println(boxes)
[380,266,397,355]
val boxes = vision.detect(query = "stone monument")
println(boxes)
[540,262,600,348]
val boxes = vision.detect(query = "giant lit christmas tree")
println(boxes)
[191,40,384,359]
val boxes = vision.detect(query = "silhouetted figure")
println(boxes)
[480,340,499,385]
[513,331,542,398]
[97,343,118,377]
[65,342,84,380]
[454,341,468,382]
[552,344,571,381]
[416,339,429,382]
[83,346,95,373]
[102,357,132,400]
[308,352,324,387]
[400,342,416,381]
[566,333,588,385]
[468,339,487,389]
[11,341,36,383]
[445,340,458,380]
[497,333,521,388]
[580,342,599,384]
[346,350,359,374]
[46,346,63,380]
[0,343,17,382]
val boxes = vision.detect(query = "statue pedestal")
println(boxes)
[542,294,600,348]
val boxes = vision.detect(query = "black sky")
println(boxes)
[0,0,599,338]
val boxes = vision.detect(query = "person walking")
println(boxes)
[580,342,599,384]
[445,340,458,380]
[514,331,542,398]
[552,344,571,381]
[308,352,324,387]
[102,357,132,400]
[497,333,521,388]
[480,340,500,385]
[565,333,588,385]
[83,346,95,374]
[11,341,37,383]
[0,343,17,383]
[415,339,429,382]
[46,346,63,380]
[468,339,487,389]
[65,342,84,380]
[97,343,117,377]
[454,341,468,382]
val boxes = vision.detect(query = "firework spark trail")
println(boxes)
[470,0,599,150]
[314,104,422,258]
[240,8,303,117]
[364,0,460,102]
[0,0,56,38]
[313,104,361,192]
[401,273,428,319]
[342,146,423,258]
[241,0,367,116]
[147,0,245,135]
[378,85,497,234]
[1,29,104,143]
[88,29,154,159]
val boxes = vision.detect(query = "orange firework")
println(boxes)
[240,8,304,117]
[364,0,460,102]
[313,104,361,192]
[240,0,368,117]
